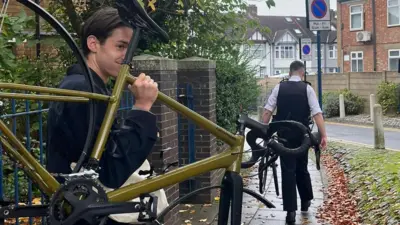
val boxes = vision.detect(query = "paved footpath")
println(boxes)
[178,155,326,225]
[210,154,325,225]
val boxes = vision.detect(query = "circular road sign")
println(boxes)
[303,45,311,55]
[311,0,328,19]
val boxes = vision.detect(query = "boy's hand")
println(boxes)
[129,73,158,111]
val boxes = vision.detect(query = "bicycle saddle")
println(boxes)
[115,0,169,43]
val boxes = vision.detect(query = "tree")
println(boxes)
[45,0,276,131]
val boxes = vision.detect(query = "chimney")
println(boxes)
[247,5,258,17]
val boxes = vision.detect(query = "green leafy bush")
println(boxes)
[323,92,340,118]
[376,81,400,115]
[216,57,261,133]
[322,89,365,118]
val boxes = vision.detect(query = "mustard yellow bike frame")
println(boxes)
[0,0,248,212]
[0,64,246,202]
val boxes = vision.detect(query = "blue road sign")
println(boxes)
[311,0,327,19]
[302,45,311,55]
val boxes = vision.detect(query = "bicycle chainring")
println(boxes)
[48,178,108,225]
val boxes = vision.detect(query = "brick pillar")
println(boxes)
[177,57,224,204]
[131,54,179,225]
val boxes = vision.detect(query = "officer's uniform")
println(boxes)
[264,75,322,212]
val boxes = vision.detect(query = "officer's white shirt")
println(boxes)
[264,75,322,117]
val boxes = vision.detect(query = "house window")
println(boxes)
[285,17,292,22]
[351,51,363,72]
[260,66,266,77]
[388,49,400,71]
[329,45,337,59]
[328,68,337,73]
[315,47,324,59]
[388,0,400,26]
[350,5,363,30]
[275,45,294,59]
[245,44,265,58]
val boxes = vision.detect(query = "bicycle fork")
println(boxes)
[217,171,243,225]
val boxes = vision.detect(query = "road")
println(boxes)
[320,122,400,151]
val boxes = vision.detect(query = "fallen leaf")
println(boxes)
[199,218,207,222]
[179,209,188,213]
[214,197,220,201]
[190,210,196,214]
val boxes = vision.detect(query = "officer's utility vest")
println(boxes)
[273,80,311,128]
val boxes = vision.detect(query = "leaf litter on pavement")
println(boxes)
[317,142,400,225]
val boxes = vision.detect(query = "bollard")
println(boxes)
[258,106,264,122]
[373,104,385,149]
[370,94,376,122]
[339,94,345,118]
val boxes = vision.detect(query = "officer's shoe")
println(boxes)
[285,211,296,224]
[301,200,311,212]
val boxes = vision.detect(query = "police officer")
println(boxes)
[262,61,327,224]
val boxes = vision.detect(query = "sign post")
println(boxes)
[306,0,331,109]
[301,38,312,82]
[301,38,312,62]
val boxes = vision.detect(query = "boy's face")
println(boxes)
[89,26,133,78]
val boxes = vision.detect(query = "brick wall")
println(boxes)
[265,71,400,113]
[131,55,180,225]
[177,57,224,204]
[338,0,400,72]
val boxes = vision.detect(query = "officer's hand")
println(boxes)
[129,73,158,111]
[320,136,327,150]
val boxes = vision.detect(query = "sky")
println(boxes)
[246,0,337,17]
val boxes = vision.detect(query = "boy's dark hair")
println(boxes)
[289,60,305,73]
[80,7,130,56]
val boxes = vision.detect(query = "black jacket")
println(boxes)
[45,64,158,188]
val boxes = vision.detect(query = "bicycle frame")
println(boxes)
[0,1,246,206]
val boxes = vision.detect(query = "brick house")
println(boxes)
[337,0,400,72]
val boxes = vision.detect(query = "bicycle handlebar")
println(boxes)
[239,115,320,169]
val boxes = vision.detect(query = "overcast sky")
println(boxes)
[247,0,337,17]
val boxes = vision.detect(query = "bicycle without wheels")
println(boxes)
[0,0,321,224]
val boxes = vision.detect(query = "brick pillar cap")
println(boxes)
[132,54,177,71]
[178,56,216,70]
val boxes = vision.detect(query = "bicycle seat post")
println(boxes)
[123,27,141,65]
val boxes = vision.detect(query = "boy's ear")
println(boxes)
[86,35,99,53]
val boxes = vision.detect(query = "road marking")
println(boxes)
[325,121,400,132]
[328,137,400,152]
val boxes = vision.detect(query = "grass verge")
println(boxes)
[326,141,400,225]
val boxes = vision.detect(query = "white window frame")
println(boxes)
[315,46,324,59]
[350,51,363,72]
[260,66,267,77]
[329,45,337,59]
[387,0,400,26]
[244,44,265,58]
[388,49,400,71]
[350,4,364,31]
[275,45,295,59]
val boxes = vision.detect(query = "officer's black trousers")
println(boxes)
[279,138,314,212]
